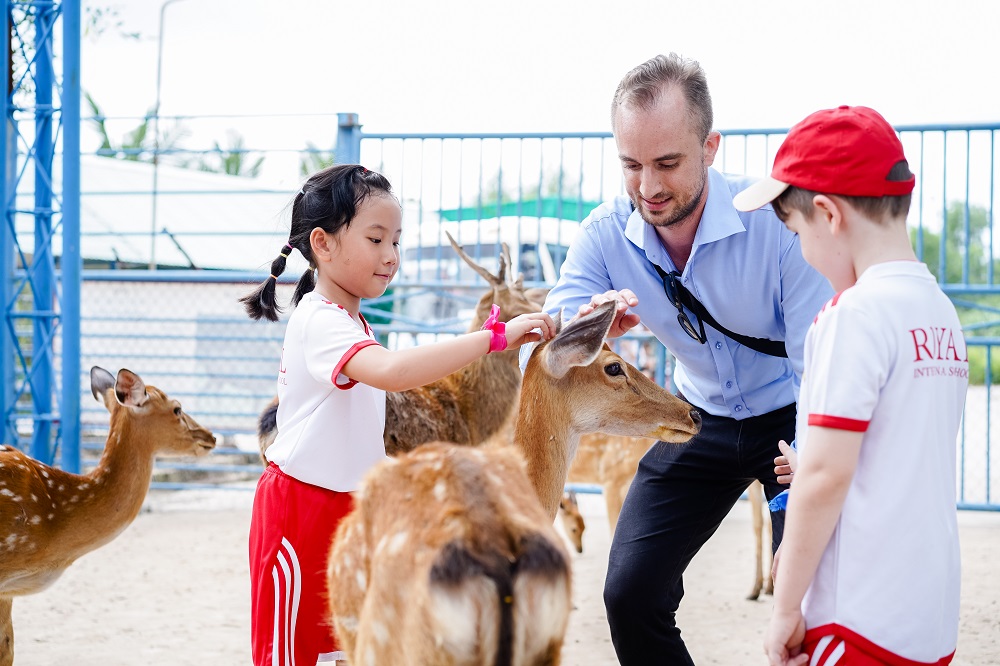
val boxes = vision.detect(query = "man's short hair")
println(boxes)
[611,53,713,141]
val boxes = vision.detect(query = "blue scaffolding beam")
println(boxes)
[1,0,81,470]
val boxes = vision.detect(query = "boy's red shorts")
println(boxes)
[804,625,955,666]
[249,464,354,666]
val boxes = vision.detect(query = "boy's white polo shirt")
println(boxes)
[265,292,388,492]
[796,261,968,663]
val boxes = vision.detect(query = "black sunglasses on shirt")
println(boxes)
[659,269,707,344]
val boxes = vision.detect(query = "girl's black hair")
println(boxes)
[240,164,394,321]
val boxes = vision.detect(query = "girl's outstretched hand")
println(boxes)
[504,311,557,349]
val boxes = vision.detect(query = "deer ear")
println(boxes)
[90,366,116,409]
[114,369,149,407]
[541,301,615,379]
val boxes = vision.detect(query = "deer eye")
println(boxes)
[604,362,625,377]
[173,406,182,416]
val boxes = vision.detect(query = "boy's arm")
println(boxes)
[766,426,863,663]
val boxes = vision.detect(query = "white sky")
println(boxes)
[83,0,1000,142]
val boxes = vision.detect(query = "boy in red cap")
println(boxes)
[734,106,969,666]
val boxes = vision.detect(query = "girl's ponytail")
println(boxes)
[240,242,295,321]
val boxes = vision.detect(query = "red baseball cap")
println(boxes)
[733,105,915,212]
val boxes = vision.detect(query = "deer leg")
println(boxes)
[763,505,774,595]
[0,596,13,666]
[747,483,764,601]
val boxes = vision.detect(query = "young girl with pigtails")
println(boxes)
[240,163,556,666]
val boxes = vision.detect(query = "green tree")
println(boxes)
[197,131,264,177]
[84,91,188,163]
[299,142,335,176]
[911,201,991,284]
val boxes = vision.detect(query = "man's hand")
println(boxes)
[574,289,640,338]
[775,439,797,485]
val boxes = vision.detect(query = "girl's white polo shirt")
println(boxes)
[797,261,967,664]
[264,291,388,492]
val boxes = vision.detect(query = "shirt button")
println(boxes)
[726,380,733,389]
[715,341,722,349]
[735,405,743,412]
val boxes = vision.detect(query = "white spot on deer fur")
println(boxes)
[338,616,358,633]
[28,515,40,525]
[30,494,38,502]
[47,513,54,520]
[46,479,54,488]
[355,570,367,591]
[433,481,447,501]
[0,489,11,497]
[388,531,408,555]
[370,620,389,645]
[79,482,90,490]
[69,496,79,503]
[4,534,17,549]
[342,554,353,570]
[40,469,49,478]
[363,647,375,666]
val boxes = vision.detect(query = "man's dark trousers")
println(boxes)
[603,401,794,665]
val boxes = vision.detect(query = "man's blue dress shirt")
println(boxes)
[526,168,834,420]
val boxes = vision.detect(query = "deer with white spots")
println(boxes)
[327,301,702,665]
[0,367,216,666]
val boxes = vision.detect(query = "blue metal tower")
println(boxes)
[2,1,81,470]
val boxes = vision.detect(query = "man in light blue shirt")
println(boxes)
[530,54,833,664]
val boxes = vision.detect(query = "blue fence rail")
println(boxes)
[8,115,999,508]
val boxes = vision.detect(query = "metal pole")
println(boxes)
[336,112,362,165]
[150,0,189,270]
[31,1,55,463]
[61,0,81,473]
[1,5,16,446]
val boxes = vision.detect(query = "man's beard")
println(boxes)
[636,172,707,229]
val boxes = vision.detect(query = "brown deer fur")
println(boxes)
[0,367,215,666]
[515,302,702,520]
[327,302,702,665]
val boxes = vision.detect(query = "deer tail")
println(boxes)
[428,534,570,666]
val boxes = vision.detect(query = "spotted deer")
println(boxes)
[0,367,216,666]
[327,302,701,665]
[257,233,549,462]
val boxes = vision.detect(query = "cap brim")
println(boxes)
[732,177,790,212]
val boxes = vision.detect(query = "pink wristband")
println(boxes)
[480,304,508,353]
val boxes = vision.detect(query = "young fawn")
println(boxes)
[0,367,215,666]
[327,302,701,665]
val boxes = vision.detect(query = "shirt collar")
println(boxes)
[624,168,748,264]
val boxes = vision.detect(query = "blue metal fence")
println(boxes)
[10,111,1000,508]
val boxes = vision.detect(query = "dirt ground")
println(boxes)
[11,487,1000,665]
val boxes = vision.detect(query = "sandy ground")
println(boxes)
[11,487,1000,666]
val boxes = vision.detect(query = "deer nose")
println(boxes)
[689,409,702,431]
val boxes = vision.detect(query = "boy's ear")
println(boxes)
[812,194,845,234]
